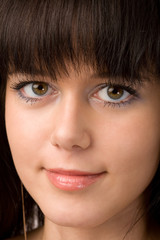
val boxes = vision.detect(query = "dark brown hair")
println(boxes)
[0,0,160,239]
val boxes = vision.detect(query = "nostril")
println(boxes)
[72,145,82,150]
[54,144,59,148]
[50,130,91,150]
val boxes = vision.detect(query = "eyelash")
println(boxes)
[10,80,139,107]
[91,84,138,108]
[11,80,56,104]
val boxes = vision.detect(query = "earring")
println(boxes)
[21,182,28,240]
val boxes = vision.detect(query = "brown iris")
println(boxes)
[32,82,48,96]
[107,86,124,100]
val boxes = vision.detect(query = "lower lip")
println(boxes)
[46,171,104,191]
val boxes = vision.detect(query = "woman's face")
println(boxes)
[5,66,160,228]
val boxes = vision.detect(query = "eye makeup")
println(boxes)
[9,74,141,107]
[89,82,140,108]
[10,78,58,104]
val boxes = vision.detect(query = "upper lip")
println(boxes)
[45,168,105,176]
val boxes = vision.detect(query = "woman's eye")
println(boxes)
[91,85,136,106]
[23,82,51,97]
[99,86,130,101]
[11,81,59,103]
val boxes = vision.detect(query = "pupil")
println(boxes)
[38,85,44,91]
[32,83,48,95]
[112,88,119,95]
[107,87,123,99]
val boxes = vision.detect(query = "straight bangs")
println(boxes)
[0,0,160,82]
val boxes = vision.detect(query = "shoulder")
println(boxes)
[5,236,23,240]
[150,228,160,240]
[155,233,160,240]
[5,227,43,240]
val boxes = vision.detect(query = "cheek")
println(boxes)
[5,100,47,174]
[98,109,160,190]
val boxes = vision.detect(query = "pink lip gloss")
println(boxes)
[46,169,104,191]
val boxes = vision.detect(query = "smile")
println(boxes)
[45,169,105,191]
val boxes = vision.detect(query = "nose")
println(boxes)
[50,97,91,151]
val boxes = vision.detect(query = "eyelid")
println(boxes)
[88,82,139,108]
[10,80,60,96]
[10,80,52,90]
[10,80,59,104]
[89,83,138,97]
[10,79,140,107]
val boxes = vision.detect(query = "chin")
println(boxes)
[44,208,103,228]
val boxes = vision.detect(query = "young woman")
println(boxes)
[0,1,160,240]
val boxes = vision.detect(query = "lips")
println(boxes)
[45,169,105,191]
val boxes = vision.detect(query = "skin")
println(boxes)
[5,66,160,240]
